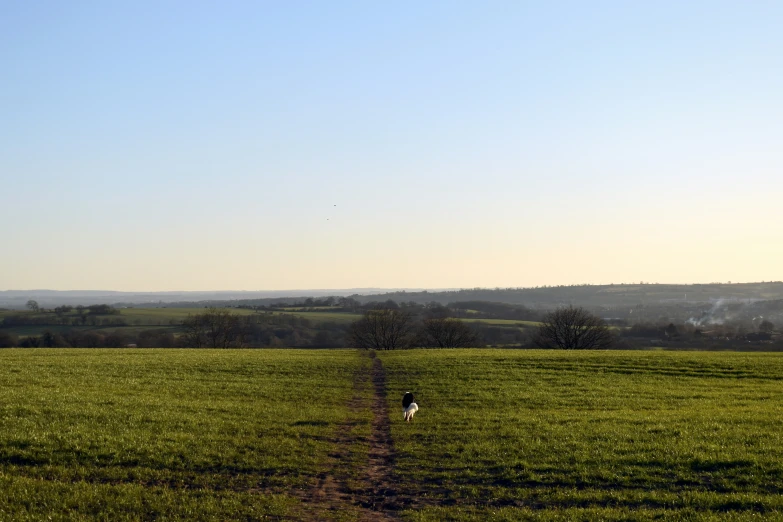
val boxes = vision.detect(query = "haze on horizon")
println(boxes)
[2,1,781,293]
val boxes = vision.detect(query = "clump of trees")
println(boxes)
[534,306,615,350]
[619,317,781,350]
[448,301,539,321]
[2,304,125,328]
[0,331,18,347]
[347,308,482,349]
[181,308,249,348]
[1,310,353,349]
[416,317,479,348]
[759,320,775,334]
[13,329,129,348]
[347,308,415,350]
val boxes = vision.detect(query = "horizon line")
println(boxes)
[3,281,783,294]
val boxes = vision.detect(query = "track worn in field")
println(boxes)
[295,351,401,521]
[360,356,399,513]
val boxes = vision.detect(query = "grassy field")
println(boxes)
[0,307,536,326]
[264,310,538,328]
[266,310,362,323]
[459,318,541,327]
[0,307,357,326]
[0,308,252,339]
[0,349,368,520]
[1,307,541,337]
[1,308,284,340]
[119,307,258,323]
[3,348,783,520]
[380,349,783,520]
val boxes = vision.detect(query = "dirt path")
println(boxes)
[360,355,399,513]
[296,351,401,521]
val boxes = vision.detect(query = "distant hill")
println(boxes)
[352,283,783,308]
[0,288,431,309]
[2,283,782,310]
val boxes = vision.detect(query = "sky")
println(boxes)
[1,1,782,291]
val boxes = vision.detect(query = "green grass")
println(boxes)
[379,349,783,520]
[0,348,364,520]
[5,348,783,520]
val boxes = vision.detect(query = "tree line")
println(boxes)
[8,300,775,350]
[346,305,619,350]
[0,310,346,349]
[0,306,522,349]
[0,304,617,350]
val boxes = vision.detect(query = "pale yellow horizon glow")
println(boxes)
[5,198,781,292]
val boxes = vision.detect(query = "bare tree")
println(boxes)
[181,308,248,348]
[759,320,775,334]
[181,313,207,347]
[348,308,414,350]
[26,300,39,312]
[417,318,480,348]
[203,308,242,348]
[534,306,614,349]
[0,331,18,348]
[337,297,360,312]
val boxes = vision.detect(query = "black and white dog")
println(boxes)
[402,391,418,422]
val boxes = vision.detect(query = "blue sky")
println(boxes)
[2,1,781,290]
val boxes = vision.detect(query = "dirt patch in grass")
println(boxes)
[357,356,400,514]
[294,351,403,521]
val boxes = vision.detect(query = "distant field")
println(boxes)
[0,308,362,343]
[0,306,539,329]
[0,307,355,326]
[279,306,337,311]
[266,310,362,323]
[380,349,783,520]
[118,307,257,324]
[0,349,366,520]
[460,317,541,327]
[0,307,256,325]
[267,310,539,327]
[0,308,256,338]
